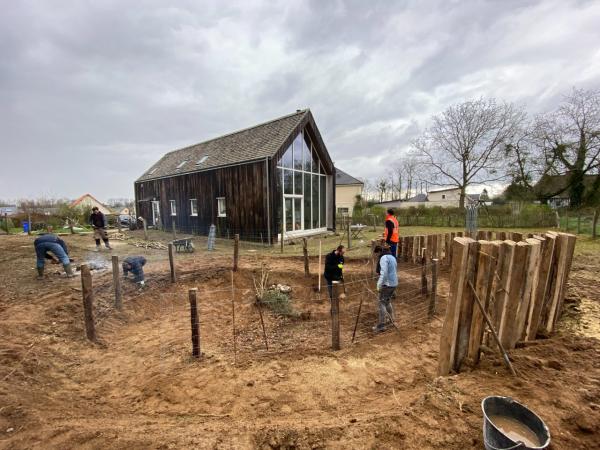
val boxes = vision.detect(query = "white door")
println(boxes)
[151,201,160,227]
[283,195,303,234]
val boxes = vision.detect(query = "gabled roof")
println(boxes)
[335,168,363,186]
[408,193,428,202]
[428,186,459,193]
[70,193,107,208]
[136,109,317,182]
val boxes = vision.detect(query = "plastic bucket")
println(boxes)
[482,396,550,450]
[23,221,29,233]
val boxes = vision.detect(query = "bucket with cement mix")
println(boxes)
[482,396,550,450]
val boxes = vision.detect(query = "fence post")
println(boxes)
[318,240,322,292]
[168,243,176,282]
[372,215,376,232]
[4,213,8,234]
[27,213,32,236]
[172,220,176,240]
[331,281,342,350]
[233,234,240,271]
[111,255,122,310]
[302,237,310,276]
[189,288,201,358]
[280,221,284,254]
[141,217,148,240]
[347,218,352,249]
[429,258,438,317]
[421,249,428,296]
[80,264,96,342]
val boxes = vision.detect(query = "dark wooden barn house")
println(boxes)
[134,109,336,242]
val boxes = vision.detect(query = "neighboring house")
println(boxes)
[373,187,483,209]
[0,205,18,216]
[134,109,335,242]
[70,194,113,215]
[534,173,599,208]
[335,169,364,216]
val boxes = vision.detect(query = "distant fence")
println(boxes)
[437,231,577,376]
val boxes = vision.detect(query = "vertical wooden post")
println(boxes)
[302,237,310,276]
[111,255,122,310]
[27,213,31,236]
[80,264,96,342]
[331,281,342,350]
[280,221,284,254]
[429,258,438,317]
[318,240,322,292]
[117,216,122,233]
[189,288,201,358]
[4,213,8,234]
[168,243,176,283]
[347,218,352,249]
[372,215,376,232]
[142,218,148,240]
[233,234,240,271]
[421,249,428,296]
[172,220,176,240]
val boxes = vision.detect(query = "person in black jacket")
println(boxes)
[323,245,345,299]
[90,207,112,251]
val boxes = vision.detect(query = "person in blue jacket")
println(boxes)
[122,256,147,286]
[34,234,74,279]
[374,246,398,332]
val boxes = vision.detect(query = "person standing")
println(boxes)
[323,245,345,300]
[122,256,147,286]
[373,247,398,332]
[34,233,75,279]
[90,206,112,251]
[382,208,399,258]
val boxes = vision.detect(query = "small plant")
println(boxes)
[260,289,299,318]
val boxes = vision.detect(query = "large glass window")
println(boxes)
[277,129,328,233]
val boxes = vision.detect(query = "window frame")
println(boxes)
[189,199,198,216]
[217,197,226,218]
[170,200,177,216]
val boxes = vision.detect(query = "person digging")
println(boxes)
[34,233,75,279]
[90,206,112,251]
[373,246,398,333]
[323,245,345,301]
[122,256,147,287]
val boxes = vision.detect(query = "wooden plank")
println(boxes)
[512,238,541,346]
[411,236,418,263]
[497,231,506,240]
[530,233,558,338]
[467,241,499,364]
[438,237,472,376]
[512,232,523,242]
[499,242,530,349]
[437,234,443,261]
[493,240,514,337]
[454,239,480,371]
[545,233,577,333]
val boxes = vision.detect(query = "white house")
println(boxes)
[373,187,483,209]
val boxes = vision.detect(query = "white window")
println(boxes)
[176,160,188,169]
[196,155,209,165]
[190,199,198,216]
[170,200,177,216]
[217,197,226,217]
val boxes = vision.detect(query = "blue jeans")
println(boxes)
[376,286,396,329]
[389,242,398,258]
[35,242,69,268]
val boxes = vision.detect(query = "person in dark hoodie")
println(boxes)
[90,206,112,251]
[122,256,147,286]
[34,233,75,279]
[323,245,345,300]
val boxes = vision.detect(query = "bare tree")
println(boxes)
[533,87,600,207]
[413,98,525,208]
[376,177,389,203]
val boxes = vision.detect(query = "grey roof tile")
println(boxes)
[335,168,364,186]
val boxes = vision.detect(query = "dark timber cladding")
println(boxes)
[134,109,336,242]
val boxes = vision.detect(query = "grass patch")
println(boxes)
[260,289,299,318]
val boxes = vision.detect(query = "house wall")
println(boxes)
[75,196,113,215]
[427,189,461,207]
[134,161,269,241]
[336,185,363,215]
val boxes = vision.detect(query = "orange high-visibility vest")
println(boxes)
[384,215,399,243]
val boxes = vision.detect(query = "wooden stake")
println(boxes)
[318,240,322,292]
[4,213,8,234]
[80,264,96,342]
[429,258,438,317]
[331,281,342,350]
[233,234,240,272]
[189,288,201,358]
[347,218,352,249]
[27,213,31,236]
[172,220,176,240]
[302,237,309,276]
[231,271,237,364]
[468,281,517,377]
[280,221,284,254]
[256,299,269,351]
[168,243,176,283]
[111,255,122,310]
[351,294,364,343]
[421,249,428,296]
[141,218,148,240]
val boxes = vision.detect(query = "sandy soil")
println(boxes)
[0,232,599,449]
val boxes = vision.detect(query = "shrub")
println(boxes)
[260,289,299,318]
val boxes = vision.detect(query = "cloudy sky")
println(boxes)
[1,0,600,201]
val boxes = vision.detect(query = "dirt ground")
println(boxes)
[0,232,599,449]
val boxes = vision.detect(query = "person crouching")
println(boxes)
[34,233,75,279]
[373,246,398,333]
[122,256,147,286]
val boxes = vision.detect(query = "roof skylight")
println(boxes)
[196,156,209,165]
[176,160,189,169]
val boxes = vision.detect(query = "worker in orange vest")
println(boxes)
[383,208,400,258]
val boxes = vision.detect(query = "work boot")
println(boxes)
[36,267,44,280]
[63,263,76,278]
[95,245,100,252]
[105,244,112,250]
